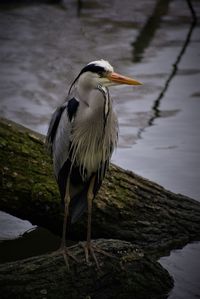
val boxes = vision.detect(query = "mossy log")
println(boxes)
[1,117,200,254]
[0,117,200,298]
[0,239,173,299]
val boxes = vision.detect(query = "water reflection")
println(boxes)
[0,0,63,6]
[0,211,34,240]
[77,0,82,16]
[137,0,197,138]
[132,0,171,63]
[159,242,200,299]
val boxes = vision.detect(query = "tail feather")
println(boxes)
[69,173,104,224]
[69,188,88,224]
[58,163,107,224]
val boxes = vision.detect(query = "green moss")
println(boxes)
[0,119,62,231]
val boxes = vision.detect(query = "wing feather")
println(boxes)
[46,103,67,153]
[46,98,79,179]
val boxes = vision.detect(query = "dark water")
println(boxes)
[0,0,200,298]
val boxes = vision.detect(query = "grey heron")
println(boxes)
[47,59,142,268]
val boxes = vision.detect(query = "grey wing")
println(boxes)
[46,103,67,154]
[52,108,71,179]
[46,98,79,179]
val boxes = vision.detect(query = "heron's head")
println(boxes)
[71,59,142,92]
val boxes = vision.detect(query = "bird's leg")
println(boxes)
[52,176,78,269]
[60,176,70,249]
[83,175,100,268]
[81,175,117,269]
[86,176,96,247]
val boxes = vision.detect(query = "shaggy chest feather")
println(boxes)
[70,116,111,178]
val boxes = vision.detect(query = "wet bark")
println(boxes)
[0,117,200,298]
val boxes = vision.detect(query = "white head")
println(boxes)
[69,59,142,93]
[87,60,114,73]
[77,60,114,89]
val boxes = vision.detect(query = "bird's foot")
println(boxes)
[51,245,79,271]
[80,241,116,270]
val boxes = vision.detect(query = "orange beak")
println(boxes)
[107,72,142,86]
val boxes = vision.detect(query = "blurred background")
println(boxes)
[0,0,199,298]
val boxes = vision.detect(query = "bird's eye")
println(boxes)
[98,70,107,78]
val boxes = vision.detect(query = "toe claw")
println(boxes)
[51,246,79,271]
[80,241,115,270]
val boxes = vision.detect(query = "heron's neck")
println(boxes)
[77,83,105,108]
[76,72,100,96]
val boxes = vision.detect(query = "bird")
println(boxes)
[46,59,142,268]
